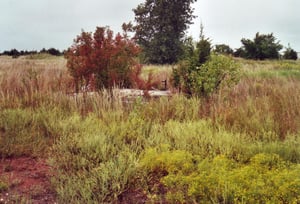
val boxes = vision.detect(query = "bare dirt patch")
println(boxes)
[0,156,56,203]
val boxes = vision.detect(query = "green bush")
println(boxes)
[191,54,241,96]
[283,46,298,60]
[173,54,240,96]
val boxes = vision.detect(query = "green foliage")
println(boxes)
[133,0,197,64]
[181,36,196,60]
[283,45,298,60]
[197,24,212,65]
[139,95,200,123]
[214,44,234,55]
[173,54,240,96]
[50,113,148,203]
[140,148,196,174]
[192,54,240,96]
[238,32,283,60]
[0,108,62,157]
[196,37,211,65]
[241,58,300,79]
[173,25,240,96]
[141,151,300,203]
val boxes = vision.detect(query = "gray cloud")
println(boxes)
[0,0,144,51]
[0,0,299,52]
[195,0,300,50]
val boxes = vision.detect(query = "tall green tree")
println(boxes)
[133,0,197,64]
[240,32,283,60]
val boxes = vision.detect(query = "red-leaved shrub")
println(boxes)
[65,26,141,92]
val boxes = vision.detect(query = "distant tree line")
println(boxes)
[0,48,63,58]
[211,33,298,61]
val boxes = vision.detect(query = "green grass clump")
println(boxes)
[0,106,70,157]
[243,59,300,79]
[49,113,142,203]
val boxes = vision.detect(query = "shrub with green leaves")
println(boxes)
[173,54,240,96]
[283,45,298,60]
[191,54,240,96]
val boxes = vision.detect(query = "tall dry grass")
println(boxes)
[0,56,73,108]
[204,59,300,140]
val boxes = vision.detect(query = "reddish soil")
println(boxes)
[0,157,165,203]
[0,156,56,203]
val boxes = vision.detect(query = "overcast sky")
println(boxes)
[1,0,299,52]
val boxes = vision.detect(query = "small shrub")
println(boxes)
[65,26,140,92]
[173,54,240,96]
[283,45,298,60]
[191,54,241,96]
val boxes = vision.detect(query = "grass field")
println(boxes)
[0,55,300,203]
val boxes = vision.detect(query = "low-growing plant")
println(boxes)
[141,151,300,203]
[0,179,8,192]
[49,113,149,203]
[0,107,68,157]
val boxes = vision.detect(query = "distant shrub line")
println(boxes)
[0,48,63,58]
